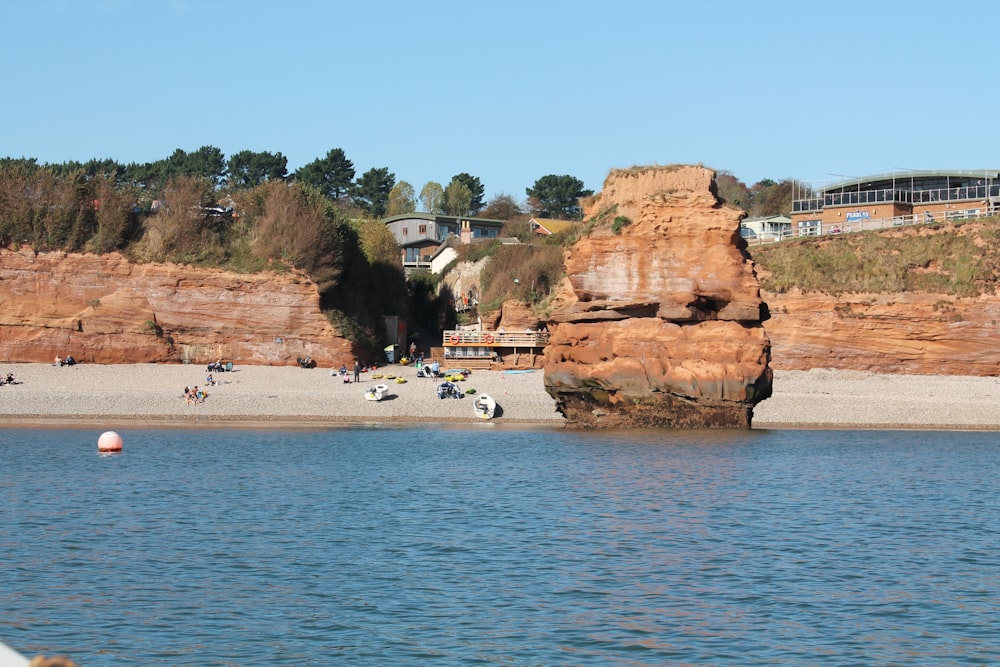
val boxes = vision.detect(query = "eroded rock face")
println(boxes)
[763,289,1000,375]
[0,249,355,366]
[493,300,542,331]
[543,165,772,428]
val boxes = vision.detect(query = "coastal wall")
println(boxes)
[543,165,773,428]
[0,249,355,366]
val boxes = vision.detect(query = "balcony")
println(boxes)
[794,184,1000,212]
[443,330,549,348]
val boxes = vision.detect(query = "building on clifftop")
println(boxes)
[790,169,999,237]
[382,213,504,273]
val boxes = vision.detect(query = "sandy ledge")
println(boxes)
[1,364,999,430]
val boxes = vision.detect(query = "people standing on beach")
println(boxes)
[353,361,361,382]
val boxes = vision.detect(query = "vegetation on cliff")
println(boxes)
[0,147,602,349]
[0,158,405,354]
[750,217,1000,297]
[437,220,570,324]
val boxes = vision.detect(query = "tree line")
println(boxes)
[0,153,406,353]
[1,145,595,222]
[715,171,816,218]
[0,145,589,349]
[0,147,808,353]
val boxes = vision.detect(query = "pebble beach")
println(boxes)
[1,363,999,430]
[0,362,563,427]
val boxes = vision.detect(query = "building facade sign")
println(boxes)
[846,211,870,222]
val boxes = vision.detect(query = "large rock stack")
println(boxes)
[543,165,772,428]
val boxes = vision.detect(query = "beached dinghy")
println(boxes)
[437,381,462,399]
[474,394,496,419]
[365,384,390,401]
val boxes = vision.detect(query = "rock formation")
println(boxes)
[543,165,773,428]
[493,300,543,331]
[0,249,355,366]
[762,290,1000,375]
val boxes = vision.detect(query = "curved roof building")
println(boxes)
[790,169,998,236]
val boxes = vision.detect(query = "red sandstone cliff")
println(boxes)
[0,249,355,366]
[755,218,1000,377]
[762,290,1000,375]
[543,166,773,428]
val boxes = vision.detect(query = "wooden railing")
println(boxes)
[443,330,549,347]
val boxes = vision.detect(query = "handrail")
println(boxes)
[794,184,1000,210]
[747,206,997,245]
[444,330,549,347]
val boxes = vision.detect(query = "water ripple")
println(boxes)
[1,427,998,665]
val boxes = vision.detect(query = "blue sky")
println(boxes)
[3,0,998,202]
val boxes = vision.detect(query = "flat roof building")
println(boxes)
[790,170,999,236]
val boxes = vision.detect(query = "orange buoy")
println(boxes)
[98,431,123,453]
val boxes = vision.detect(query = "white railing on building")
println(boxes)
[747,205,998,245]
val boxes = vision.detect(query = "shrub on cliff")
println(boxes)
[477,244,564,315]
[751,218,1000,297]
[239,180,345,293]
[0,161,141,252]
[129,176,224,264]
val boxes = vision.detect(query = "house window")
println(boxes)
[402,227,408,236]
[419,224,427,234]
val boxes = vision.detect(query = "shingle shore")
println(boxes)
[1,364,998,430]
[0,362,564,426]
[753,368,1000,430]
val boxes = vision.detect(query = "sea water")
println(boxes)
[1,426,998,666]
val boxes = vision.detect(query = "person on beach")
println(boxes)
[353,361,361,382]
[55,355,62,366]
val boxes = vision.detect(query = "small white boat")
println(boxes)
[365,384,390,401]
[474,394,496,419]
